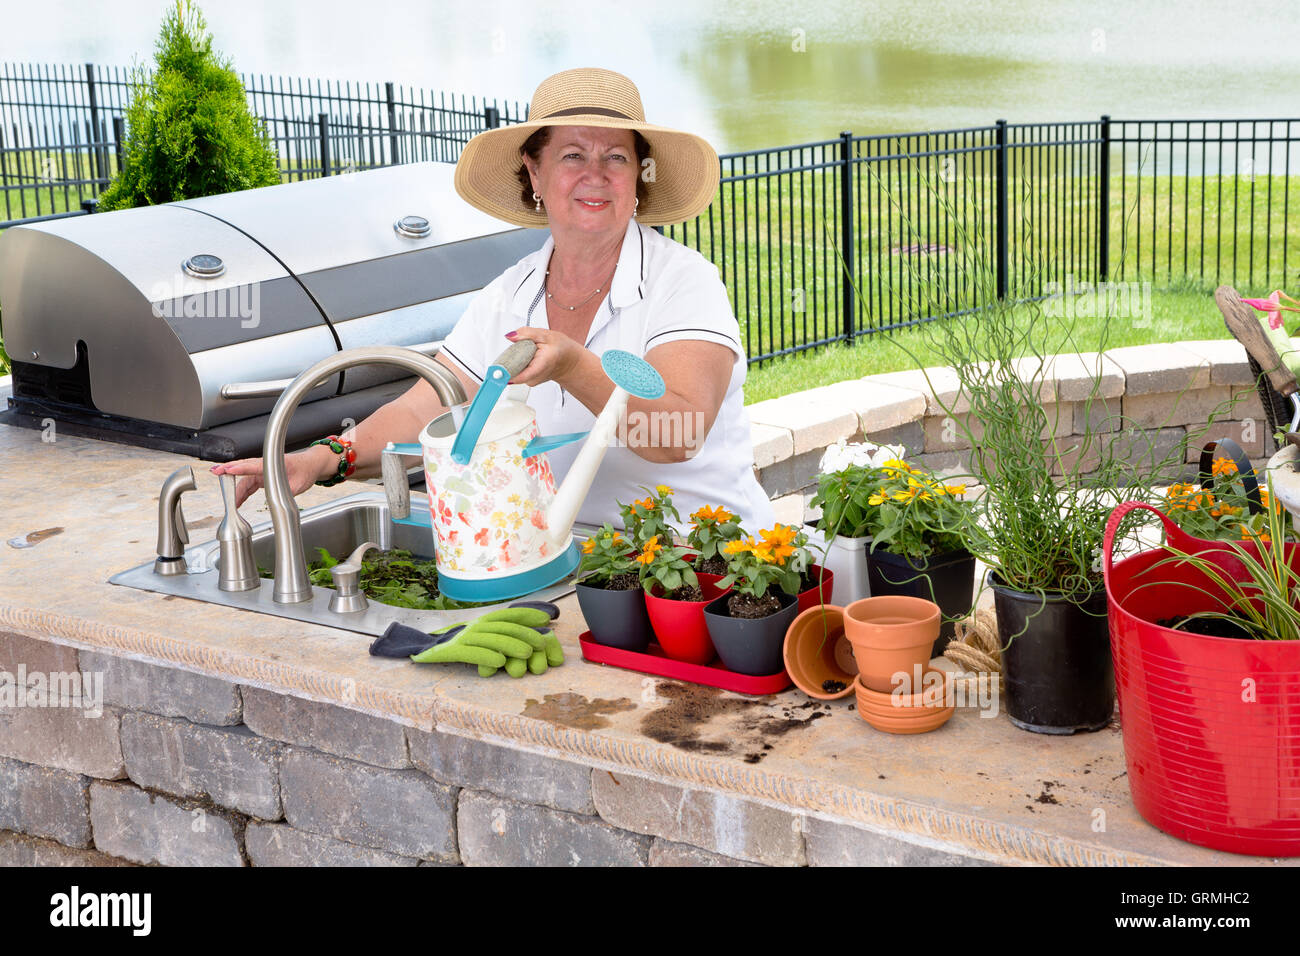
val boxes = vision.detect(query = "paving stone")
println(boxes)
[1074,395,1123,435]
[649,837,762,867]
[1183,420,1266,463]
[804,815,996,866]
[241,687,407,769]
[80,650,241,725]
[457,789,648,866]
[871,366,967,415]
[861,419,924,458]
[1035,351,1126,402]
[0,631,78,674]
[408,729,595,814]
[0,756,91,847]
[1122,386,1234,428]
[923,404,1074,453]
[912,449,974,481]
[120,713,281,819]
[756,448,823,498]
[592,771,806,866]
[279,747,457,861]
[245,822,420,866]
[745,393,859,456]
[89,781,244,867]
[0,704,124,779]
[1106,343,1211,395]
[1176,339,1254,386]
[822,378,928,434]
[0,830,133,866]
[748,421,793,469]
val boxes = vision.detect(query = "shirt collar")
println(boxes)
[509,219,647,325]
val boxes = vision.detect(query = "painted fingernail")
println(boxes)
[505,331,518,340]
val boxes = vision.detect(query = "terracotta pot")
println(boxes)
[575,579,652,652]
[644,577,730,665]
[865,547,975,657]
[783,604,857,700]
[854,672,955,734]
[843,595,941,693]
[796,564,835,615]
[704,590,799,676]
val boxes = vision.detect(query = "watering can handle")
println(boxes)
[1101,500,1198,594]
[449,341,539,466]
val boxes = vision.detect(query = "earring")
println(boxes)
[633,197,639,218]
[533,191,542,212]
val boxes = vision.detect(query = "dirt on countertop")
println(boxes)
[521,692,637,731]
[640,682,831,759]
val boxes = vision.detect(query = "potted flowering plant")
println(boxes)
[1160,452,1295,545]
[854,455,975,655]
[619,484,680,547]
[807,440,906,604]
[685,504,743,576]
[575,524,652,651]
[638,535,726,664]
[703,525,807,675]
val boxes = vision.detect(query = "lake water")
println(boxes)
[7,0,1300,152]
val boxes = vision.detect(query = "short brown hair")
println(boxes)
[516,126,652,212]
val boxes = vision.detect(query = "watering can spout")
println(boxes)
[546,350,666,547]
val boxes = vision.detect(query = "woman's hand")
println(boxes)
[503,328,587,387]
[210,445,334,508]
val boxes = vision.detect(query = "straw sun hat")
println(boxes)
[453,68,720,229]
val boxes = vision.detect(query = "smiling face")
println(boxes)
[523,126,640,244]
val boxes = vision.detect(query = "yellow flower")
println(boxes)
[655,484,674,496]
[894,478,932,502]
[1210,456,1238,478]
[944,484,966,496]
[868,491,889,506]
[723,537,753,556]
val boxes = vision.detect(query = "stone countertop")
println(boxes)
[0,422,1285,867]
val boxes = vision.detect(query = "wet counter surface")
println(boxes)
[0,420,1286,867]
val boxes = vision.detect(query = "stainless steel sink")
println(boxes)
[110,490,583,637]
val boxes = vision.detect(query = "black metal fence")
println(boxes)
[0,62,528,226]
[2,62,1297,365]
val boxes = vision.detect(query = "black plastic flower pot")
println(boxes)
[866,547,976,657]
[990,576,1114,735]
[703,591,799,676]
[575,579,653,653]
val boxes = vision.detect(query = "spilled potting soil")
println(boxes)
[640,682,830,762]
[521,692,636,730]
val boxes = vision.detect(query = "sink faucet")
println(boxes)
[262,346,467,604]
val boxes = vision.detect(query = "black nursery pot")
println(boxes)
[703,591,800,676]
[990,576,1114,735]
[866,547,976,657]
[575,579,653,652]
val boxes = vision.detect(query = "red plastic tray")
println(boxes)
[578,631,792,696]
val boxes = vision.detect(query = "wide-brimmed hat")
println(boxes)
[453,68,719,228]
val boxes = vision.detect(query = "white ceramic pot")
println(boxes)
[803,524,872,606]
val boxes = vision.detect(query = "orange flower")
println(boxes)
[1211,456,1238,478]
[635,537,663,566]
[634,497,656,511]
[691,504,734,525]
[760,525,798,564]
[581,539,596,554]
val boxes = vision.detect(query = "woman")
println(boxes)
[214,67,775,531]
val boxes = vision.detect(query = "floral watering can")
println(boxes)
[381,341,665,603]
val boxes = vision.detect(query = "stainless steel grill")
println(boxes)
[0,162,546,459]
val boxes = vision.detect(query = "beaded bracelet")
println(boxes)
[310,436,357,487]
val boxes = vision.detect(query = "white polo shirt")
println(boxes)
[439,218,776,534]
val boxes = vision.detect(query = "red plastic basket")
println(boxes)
[1103,500,1300,856]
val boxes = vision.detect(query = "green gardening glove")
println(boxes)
[408,606,563,677]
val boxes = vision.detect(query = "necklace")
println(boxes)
[544,265,616,312]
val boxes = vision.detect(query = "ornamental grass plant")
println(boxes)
[852,165,1248,615]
